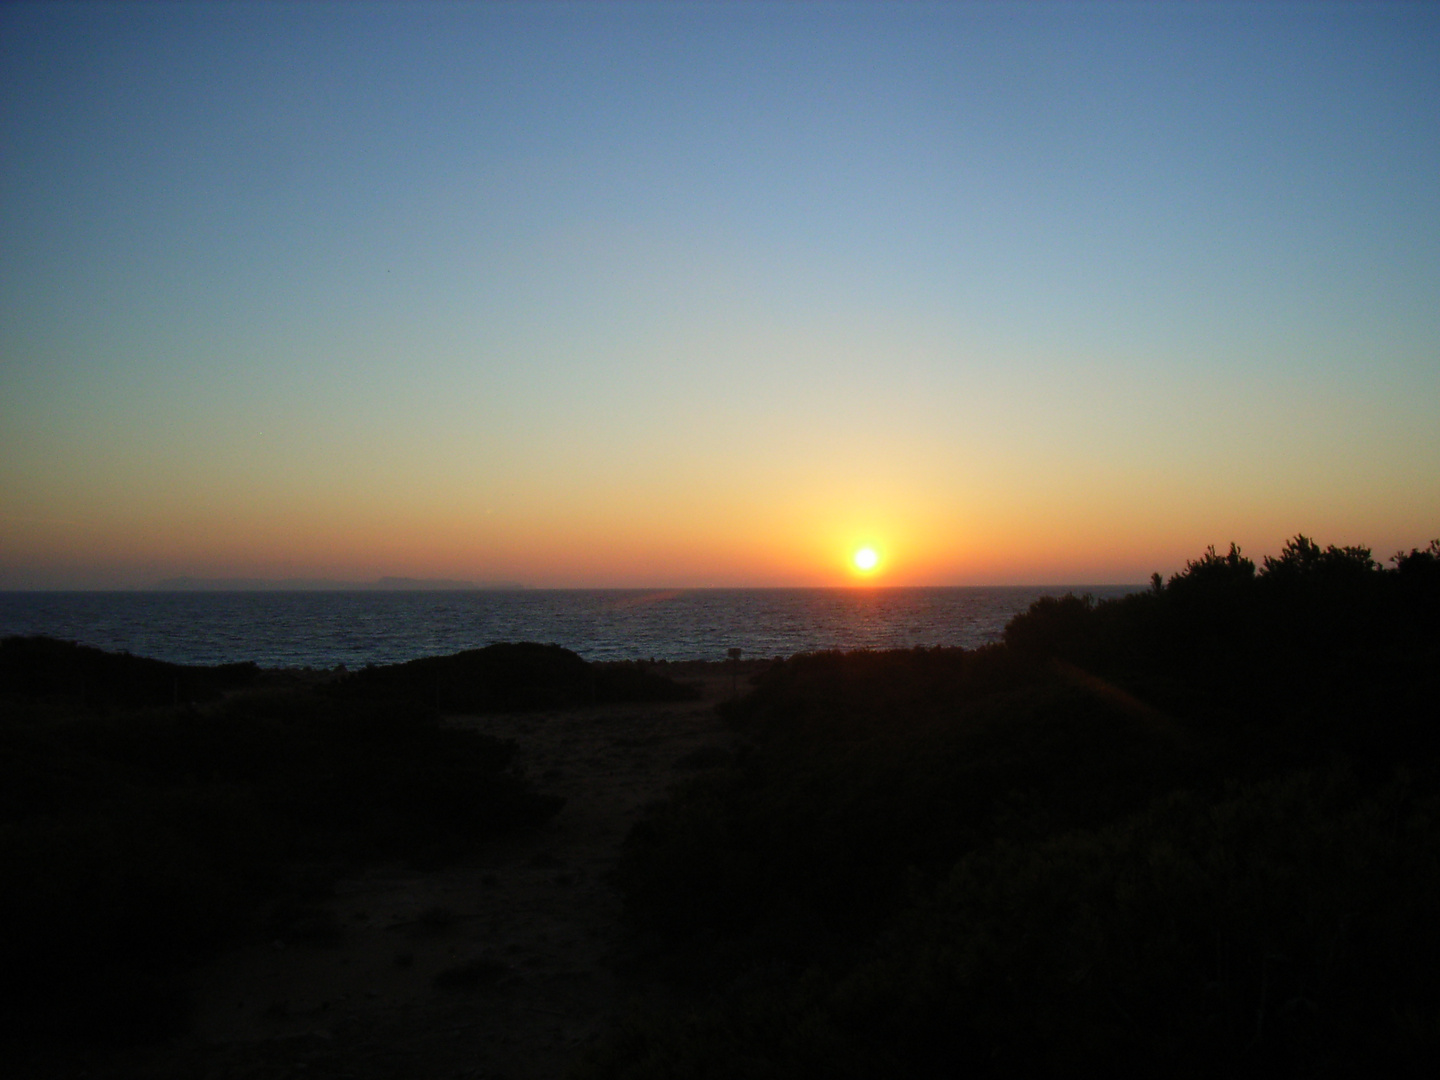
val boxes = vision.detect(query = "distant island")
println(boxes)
[150,576,527,591]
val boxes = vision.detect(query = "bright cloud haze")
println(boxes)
[2,1,1437,588]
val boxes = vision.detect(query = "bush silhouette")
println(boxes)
[332,641,698,712]
[585,534,1440,1078]
[0,635,258,710]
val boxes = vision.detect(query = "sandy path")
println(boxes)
[79,666,743,1080]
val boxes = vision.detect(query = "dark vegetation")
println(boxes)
[584,537,1440,1078]
[0,634,261,710]
[0,639,694,1053]
[334,641,700,711]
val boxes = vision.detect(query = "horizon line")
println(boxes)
[0,582,1150,593]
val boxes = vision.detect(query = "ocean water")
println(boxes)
[0,587,1141,669]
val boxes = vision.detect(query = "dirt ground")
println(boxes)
[43,662,756,1080]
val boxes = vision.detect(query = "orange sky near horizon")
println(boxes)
[3,467,1432,589]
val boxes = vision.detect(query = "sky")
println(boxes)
[2,1,1437,588]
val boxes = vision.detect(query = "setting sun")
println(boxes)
[853,547,879,573]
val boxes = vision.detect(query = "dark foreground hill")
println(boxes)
[0,638,697,1057]
[332,641,700,712]
[583,537,1440,1078]
[0,635,260,709]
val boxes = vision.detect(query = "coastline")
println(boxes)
[0,585,1142,670]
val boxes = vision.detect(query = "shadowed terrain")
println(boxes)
[584,537,1440,1078]
[0,639,705,1075]
[5,537,1439,1077]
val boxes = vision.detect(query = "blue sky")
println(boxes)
[2,1,1437,587]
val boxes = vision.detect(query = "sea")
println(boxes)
[0,587,1141,670]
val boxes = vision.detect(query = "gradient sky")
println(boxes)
[2,1,1437,588]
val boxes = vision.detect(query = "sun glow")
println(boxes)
[852,546,879,573]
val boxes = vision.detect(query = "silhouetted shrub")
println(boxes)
[588,535,1440,1078]
[1171,541,1257,591]
[1002,592,1097,662]
[0,635,258,710]
[588,767,1440,1078]
[331,641,698,712]
[617,648,1192,986]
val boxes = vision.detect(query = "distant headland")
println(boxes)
[149,576,527,591]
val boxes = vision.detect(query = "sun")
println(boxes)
[852,546,879,573]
